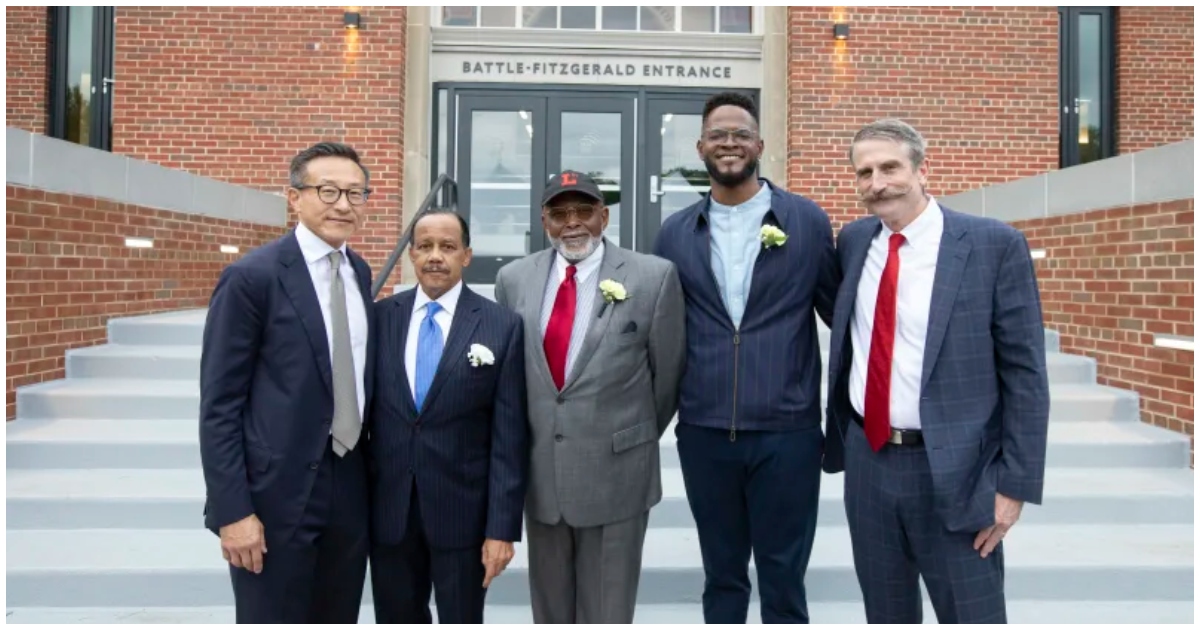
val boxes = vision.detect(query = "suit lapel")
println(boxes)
[420,287,481,413]
[921,209,971,391]
[832,219,880,375]
[523,249,557,391]
[561,245,626,393]
[278,231,333,396]
[392,291,418,419]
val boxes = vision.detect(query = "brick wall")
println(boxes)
[110,6,407,278]
[786,7,1059,230]
[1015,200,1194,452]
[5,185,286,419]
[6,6,48,133]
[1116,7,1194,154]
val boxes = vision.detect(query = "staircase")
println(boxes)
[7,294,1195,623]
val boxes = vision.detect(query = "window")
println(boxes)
[439,6,754,33]
[1058,7,1115,167]
[48,6,115,151]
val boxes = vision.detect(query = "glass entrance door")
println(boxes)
[548,97,635,249]
[638,98,711,251]
[456,95,546,282]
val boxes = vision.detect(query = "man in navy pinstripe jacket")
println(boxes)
[652,92,840,624]
[366,209,529,624]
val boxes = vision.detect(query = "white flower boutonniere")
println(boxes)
[760,225,788,249]
[467,343,495,367]
[598,279,628,318]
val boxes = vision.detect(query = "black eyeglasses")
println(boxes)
[702,127,758,144]
[295,185,371,206]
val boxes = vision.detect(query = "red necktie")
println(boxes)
[544,264,577,390]
[864,233,906,451]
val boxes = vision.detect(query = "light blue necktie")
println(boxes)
[414,302,444,411]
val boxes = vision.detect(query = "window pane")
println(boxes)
[522,6,557,28]
[561,112,622,245]
[658,113,710,224]
[481,6,516,27]
[601,6,636,30]
[681,6,715,32]
[640,6,675,31]
[1076,14,1102,164]
[442,6,477,26]
[65,7,95,146]
[561,6,596,29]
[436,90,448,178]
[718,7,752,33]
[469,110,534,256]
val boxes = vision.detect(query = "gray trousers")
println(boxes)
[844,423,1006,623]
[526,510,651,624]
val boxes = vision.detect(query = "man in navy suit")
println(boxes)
[652,92,840,623]
[199,142,376,623]
[824,119,1050,623]
[367,208,529,624]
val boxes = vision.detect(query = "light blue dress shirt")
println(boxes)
[708,181,772,329]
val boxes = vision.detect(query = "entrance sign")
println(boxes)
[433,52,761,88]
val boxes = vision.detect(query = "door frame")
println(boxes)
[48,6,115,150]
[1058,6,1116,168]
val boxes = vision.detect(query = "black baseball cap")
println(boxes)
[542,170,604,206]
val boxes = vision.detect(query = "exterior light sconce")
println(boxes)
[344,11,361,30]
[833,23,850,40]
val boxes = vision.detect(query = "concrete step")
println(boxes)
[8,416,1189,472]
[8,466,1191,530]
[66,345,200,381]
[56,342,1097,385]
[6,524,1192,607]
[13,378,1137,422]
[106,310,207,346]
[5,600,1194,624]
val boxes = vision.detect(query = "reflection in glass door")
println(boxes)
[548,98,635,248]
[457,96,546,282]
[1059,7,1114,167]
[639,99,712,251]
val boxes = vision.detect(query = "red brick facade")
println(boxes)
[5,185,286,418]
[110,6,408,279]
[5,6,48,134]
[786,6,1060,230]
[1116,7,1194,154]
[1015,200,1195,452]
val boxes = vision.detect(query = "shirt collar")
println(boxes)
[414,279,463,318]
[555,238,605,282]
[295,222,348,266]
[882,196,943,247]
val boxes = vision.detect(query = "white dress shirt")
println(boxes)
[405,279,463,402]
[539,240,605,383]
[849,197,944,430]
[294,222,368,421]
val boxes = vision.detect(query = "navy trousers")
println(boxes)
[370,480,488,624]
[675,422,824,623]
[843,422,1006,623]
[230,438,369,623]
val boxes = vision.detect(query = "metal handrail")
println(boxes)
[371,173,459,298]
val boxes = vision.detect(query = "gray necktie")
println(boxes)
[328,250,361,456]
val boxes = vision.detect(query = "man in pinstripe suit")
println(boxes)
[824,119,1050,623]
[367,209,529,624]
[494,171,686,623]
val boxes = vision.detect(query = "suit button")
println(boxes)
[408,467,414,474]
[309,462,319,470]
[555,434,564,443]
[556,397,565,405]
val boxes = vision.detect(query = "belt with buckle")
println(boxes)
[851,412,923,446]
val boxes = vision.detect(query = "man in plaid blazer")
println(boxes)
[824,118,1051,624]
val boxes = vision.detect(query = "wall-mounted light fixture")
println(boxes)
[220,245,239,254]
[1030,249,1047,260]
[344,11,361,30]
[833,23,850,40]
[125,237,153,249]
[1153,334,1194,352]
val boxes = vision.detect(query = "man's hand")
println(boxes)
[220,514,267,574]
[481,539,515,588]
[974,493,1023,559]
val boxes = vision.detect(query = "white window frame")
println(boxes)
[433,6,759,35]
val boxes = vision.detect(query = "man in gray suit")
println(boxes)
[494,170,686,624]
[824,119,1051,623]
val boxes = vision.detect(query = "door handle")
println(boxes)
[102,77,116,95]
[649,175,663,202]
